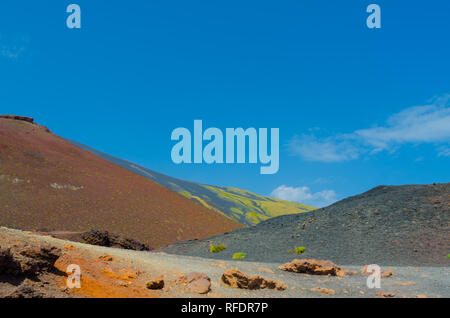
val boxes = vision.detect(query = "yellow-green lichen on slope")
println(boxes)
[200,185,316,226]
[70,141,316,227]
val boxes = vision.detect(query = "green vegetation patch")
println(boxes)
[295,246,306,255]
[210,244,226,253]
[202,185,317,226]
[446,254,450,259]
[232,252,247,260]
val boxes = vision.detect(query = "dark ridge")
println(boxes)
[162,183,450,266]
[0,115,34,123]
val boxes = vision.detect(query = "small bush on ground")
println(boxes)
[210,244,226,253]
[232,253,247,260]
[295,246,306,255]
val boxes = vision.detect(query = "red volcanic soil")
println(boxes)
[0,117,243,248]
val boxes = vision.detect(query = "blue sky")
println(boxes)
[1,1,449,207]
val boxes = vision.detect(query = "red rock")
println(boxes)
[376,292,396,298]
[222,269,286,291]
[0,245,61,276]
[63,244,77,251]
[178,272,211,294]
[361,265,370,276]
[278,259,342,276]
[361,266,393,278]
[98,255,113,262]
[146,276,164,290]
[337,269,359,277]
[398,281,416,286]
[310,287,336,295]
[381,269,394,278]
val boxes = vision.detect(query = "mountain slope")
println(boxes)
[0,116,242,248]
[162,183,450,266]
[71,141,315,226]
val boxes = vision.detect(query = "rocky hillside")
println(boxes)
[0,116,242,249]
[71,141,315,226]
[162,184,450,266]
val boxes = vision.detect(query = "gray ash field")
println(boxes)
[162,183,450,266]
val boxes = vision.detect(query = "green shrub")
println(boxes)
[210,244,226,253]
[232,253,247,260]
[446,254,450,259]
[287,250,292,254]
[295,246,306,255]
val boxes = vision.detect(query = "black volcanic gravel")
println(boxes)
[162,184,450,266]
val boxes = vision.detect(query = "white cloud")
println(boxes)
[1,45,25,59]
[0,34,27,60]
[271,185,337,208]
[289,134,361,162]
[289,95,450,162]
[438,146,450,157]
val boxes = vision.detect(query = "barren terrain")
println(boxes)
[1,227,448,298]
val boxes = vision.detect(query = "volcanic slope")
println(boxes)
[71,141,315,226]
[0,116,243,248]
[162,184,450,266]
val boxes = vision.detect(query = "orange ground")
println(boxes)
[55,244,156,298]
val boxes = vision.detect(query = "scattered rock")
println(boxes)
[310,287,336,295]
[118,281,131,287]
[178,272,211,294]
[211,261,228,269]
[119,269,138,279]
[376,292,396,298]
[81,230,150,251]
[398,281,416,286]
[146,277,164,290]
[0,245,61,277]
[63,244,77,251]
[337,269,358,277]
[221,269,286,291]
[0,244,64,298]
[361,265,370,276]
[278,259,342,276]
[99,255,113,262]
[0,248,21,275]
[101,267,138,281]
[5,280,46,298]
[361,265,393,278]
[381,269,394,278]
[17,246,61,276]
